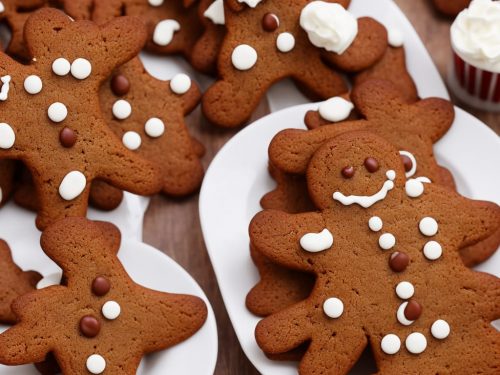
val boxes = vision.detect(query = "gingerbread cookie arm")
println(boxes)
[411,99,456,143]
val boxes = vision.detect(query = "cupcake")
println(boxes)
[449,0,500,111]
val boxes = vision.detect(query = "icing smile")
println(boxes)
[333,170,396,208]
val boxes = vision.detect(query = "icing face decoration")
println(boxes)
[0,75,11,101]
[300,1,358,55]
[300,229,334,253]
[153,20,181,46]
[204,0,225,25]
[262,13,279,31]
[399,151,417,178]
[341,166,355,179]
[333,170,396,208]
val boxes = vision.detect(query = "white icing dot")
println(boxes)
[145,118,165,138]
[423,241,442,260]
[276,32,295,52]
[399,150,417,178]
[231,44,258,70]
[0,2,4,13]
[419,217,438,236]
[323,297,344,318]
[24,75,43,94]
[122,131,141,151]
[386,170,396,181]
[59,171,86,201]
[388,28,404,47]
[86,354,106,374]
[300,229,334,253]
[378,233,396,250]
[397,302,414,326]
[70,58,92,80]
[112,99,132,120]
[405,332,427,354]
[48,102,68,123]
[431,319,450,339]
[148,0,164,5]
[170,73,191,94]
[368,216,383,232]
[318,97,354,123]
[52,58,71,76]
[204,0,225,25]
[396,281,414,300]
[381,334,401,355]
[405,179,424,197]
[0,123,15,149]
[153,19,181,46]
[102,301,121,320]
[0,75,11,101]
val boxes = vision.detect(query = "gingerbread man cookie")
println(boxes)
[251,131,500,374]
[0,160,15,207]
[0,217,208,374]
[0,9,163,229]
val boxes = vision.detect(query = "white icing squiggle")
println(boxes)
[153,20,181,46]
[399,150,417,178]
[204,0,225,25]
[300,229,334,252]
[0,75,11,101]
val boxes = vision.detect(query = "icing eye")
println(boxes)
[341,166,355,178]
[399,151,417,177]
[364,157,379,173]
[262,13,279,32]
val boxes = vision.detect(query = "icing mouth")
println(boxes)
[333,170,396,208]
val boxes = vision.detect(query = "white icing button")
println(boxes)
[102,301,121,320]
[276,32,295,52]
[419,217,438,236]
[396,281,414,300]
[318,97,354,122]
[405,179,424,197]
[145,118,165,138]
[122,131,141,151]
[170,73,191,94]
[70,58,92,80]
[153,19,181,46]
[323,297,344,318]
[24,75,43,94]
[388,28,404,47]
[52,58,71,76]
[378,233,396,250]
[386,170,396,181]
[368,216,383,232]
[204,0,225,25]
[0,75,11,101]
[431,319,450,339]
[300,229,333,253]
[59,171,86,201]
[0,123,15,149]
[399,150,417,177]
[48,102,68,123]
[86,354,106,374]
[36,272,62,289]
[112,99,132,120]
[405,332,427,354]
[231,44,258,70]
[148,0,164,5]
[381,334,401,355]
[397,302,414,326]
[423,241,442,260]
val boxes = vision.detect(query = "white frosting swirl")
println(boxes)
[451,0,500,73]
[300,1,357,55]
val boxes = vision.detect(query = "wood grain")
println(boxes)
[143,1,499,374]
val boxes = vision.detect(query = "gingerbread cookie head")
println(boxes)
[0,217,207,373]
[0,8,163,229]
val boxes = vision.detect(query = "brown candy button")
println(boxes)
[401,154,413,173]
[364,157,379,173]
[341,166,355,179]
[80,315,101,338]
[92,276,110,296]
[389,252,410,272]
[59,127,77,148]
[110,74,130,96]
[404,300,422,321]
[262,13,279,32]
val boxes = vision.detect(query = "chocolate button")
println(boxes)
[92,276,110,296]
[404,300,422,321]
[59,127,77,148]
[80,315,100,338]
[262,13,279,32]
[341,166,355,179]
[110,74,130,96]
[364,157,379,173]
[401,154,413,173]
[389,252,410,272]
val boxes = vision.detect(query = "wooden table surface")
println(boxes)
[143,1,500,374]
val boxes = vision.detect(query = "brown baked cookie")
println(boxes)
[0,239,41,324]
[92,0,203,60]
[0,217,207,374]
[432,0,470,17]
[251,131,500,374]
[0,9,163,229]
[0,160,15,207]
[190,0,226,75]
[99,57,205,197]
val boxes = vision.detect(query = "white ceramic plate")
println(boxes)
[0,239,218,375]
[199,103,500,374]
